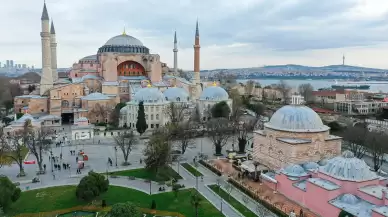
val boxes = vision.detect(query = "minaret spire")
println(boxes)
[50,20,58,81]
[342,54,345,66]
[192,19,201,99]
[173,31,178,76]
[40,1,53,95]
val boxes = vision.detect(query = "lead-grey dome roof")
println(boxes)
[163,87,190,102]
[320,151,378,182]
[105,34,143,46]
[200,86,229,101]
[282,164,308,177]
[302,162,320,170]
[133,87,165,103]
[264,105,329,132]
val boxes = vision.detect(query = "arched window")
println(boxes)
[156,114,159,120]
[62,100,69,107]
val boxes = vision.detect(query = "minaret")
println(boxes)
[193,20,200,85]
[173,31,178,76]
[342,54,345,66]
[40,2,53,95]
[50,20,58,81]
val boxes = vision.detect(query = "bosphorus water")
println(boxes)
[237,79,388,93]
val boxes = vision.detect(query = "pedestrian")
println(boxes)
[63,163,66,169]
[49,156,51,161]
[60,153,62,159]
[76,156,78,162]
[98,140,100,144]
[140,159,142,164]
[67,164,70,170]
[53,174,55,180]
[43,164,46,171]
[54,164,57,169]
[58,165,61,170]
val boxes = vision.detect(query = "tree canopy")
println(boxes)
[211,101,231,118]
[75,171,109,201]
[0,175,21,212]
[136,101,147,135]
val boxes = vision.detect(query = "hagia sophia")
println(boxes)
[9,2,232,132]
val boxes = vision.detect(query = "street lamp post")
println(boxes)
[217,179,223,212]
[114,146,118,167]
[196,176,198,189]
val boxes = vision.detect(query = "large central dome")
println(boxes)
[98,33,149,54]
[104,34,144,46]
[265,105,329,132]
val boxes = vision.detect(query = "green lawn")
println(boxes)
[109,166,182,182]
[181,163,203,177]
[9,185,224,217]
[209,185,257,217]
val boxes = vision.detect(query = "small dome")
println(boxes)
[104,34,143,47]
[302,162,320,170]
[340,194,359,204]
[200,86,229,101]
[16,114,37,123]
[133,87,165,103]
[282,164,308,177]
[163,87,190,102]
[264,105,329,132]
[320,151,378,181]
[120,105,129,114]
[81,92,110,101]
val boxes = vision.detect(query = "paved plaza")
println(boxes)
[0,130,265,217]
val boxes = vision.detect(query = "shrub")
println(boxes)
[102,200,107,207]
[199,160,222,176]
[150,200,156,209]
[110,202,140,217]
[76,171,109,201]
[0,175,21,212]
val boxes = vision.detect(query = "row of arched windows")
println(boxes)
[98,46,149,54]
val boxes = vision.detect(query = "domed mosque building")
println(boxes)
[252,96,388,217]
[12,2,231,128]
[253,95,342,170]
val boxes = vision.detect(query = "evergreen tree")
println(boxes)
[136,101,147,135]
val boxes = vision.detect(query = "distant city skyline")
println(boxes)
[1,0,388,70]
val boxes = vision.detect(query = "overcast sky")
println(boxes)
[2,0,388,70]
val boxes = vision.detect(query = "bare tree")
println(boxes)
[168,122,195,154]
[242,195,250,207]
[89,103,109,124]
[166,103,188,124]
[256,203,269,217]
[25,126,54,173]
[367,131,387,172]
[261,88,268,102]
[237,121,255,154]
[298,83,314,103]
[143,130,172,174]
[228,88,243,122]
[342,125,368,159]
[277,80,291,104]
[245,80,255,96]
[0,129,8,168]
[113,130,138,165]
[224,182,233,200]
[9,83,22,99]
[206,118,234,156]
[4,131,26,177]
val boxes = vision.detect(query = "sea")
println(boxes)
[236,79,388,93]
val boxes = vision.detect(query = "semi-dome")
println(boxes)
[320,151,378,181]
[104,34,144,46]
[163,87,190,102]
[81,92,110,101]
[264,105,329,132]
[98,33,149,54]
[200,85,229,101]
[133,87,165,103]
[282,164,308,177]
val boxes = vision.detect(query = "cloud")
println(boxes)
[1,0,388,70]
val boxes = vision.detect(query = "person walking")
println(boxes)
[43,164,46,171]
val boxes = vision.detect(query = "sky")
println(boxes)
[2,0,388,70]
